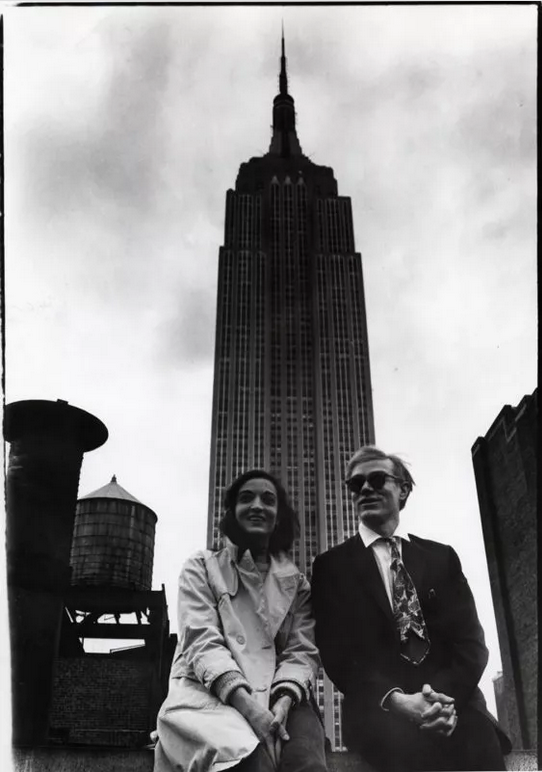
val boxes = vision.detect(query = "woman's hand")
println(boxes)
[230,688,290,768]
[270,694,293,764]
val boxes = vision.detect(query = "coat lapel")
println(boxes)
[211,542,239,596]
[265,554,299,639]
[347,535,394,624]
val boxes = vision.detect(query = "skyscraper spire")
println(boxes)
[269,27,302,157]
[279,23,288,96]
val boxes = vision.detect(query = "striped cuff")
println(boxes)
[270,680,304,706]
[212,671,252,704]
[381,687,404,712]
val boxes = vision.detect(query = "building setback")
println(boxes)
[472,389,537,751]
[207,38,375,750]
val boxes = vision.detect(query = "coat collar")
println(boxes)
[216,539,300,638]
[221,538,298,575]
[358,519,411,548]
[264,553,300,638]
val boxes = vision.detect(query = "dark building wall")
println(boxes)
[493,673,510,741]
[50,656,155,747]
[472,390,537,750]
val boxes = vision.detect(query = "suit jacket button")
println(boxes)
[236,635,245,645]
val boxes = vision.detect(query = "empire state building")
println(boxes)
[207,37,375,749]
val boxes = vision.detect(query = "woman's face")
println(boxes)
[234,477,278,541]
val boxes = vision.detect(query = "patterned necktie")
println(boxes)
[386,536,430,665]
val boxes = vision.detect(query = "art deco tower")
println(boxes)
[207,38,375,749]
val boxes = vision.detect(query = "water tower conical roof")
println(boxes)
[79,475,143,504]
[72,474,156,590]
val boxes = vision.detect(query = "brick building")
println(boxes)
[50,657,158,747]
[472,389,537,751]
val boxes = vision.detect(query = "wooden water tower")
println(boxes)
[51,478,173,747]
[70,475,157,591]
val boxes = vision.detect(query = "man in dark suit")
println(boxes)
[311,446,510,772]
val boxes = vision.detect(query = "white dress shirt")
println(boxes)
[357,520,412,710]
[358,520,411,609]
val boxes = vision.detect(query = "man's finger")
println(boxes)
[421,701,442,720]
[421,713,453,729]
[434,693,455,705]
[439,705,456,718]
[445,718,458,737]
[424,687,455,705]
[420,713,456,734]
[436,715,458,737]
[423,683,455,704]
[420,717,446,729]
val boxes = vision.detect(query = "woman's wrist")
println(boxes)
[212,671,251,704]
[270,681,303,707]
[272,692,293,710]
[229,685,255,714]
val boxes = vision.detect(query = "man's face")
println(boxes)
[347,457,406,536]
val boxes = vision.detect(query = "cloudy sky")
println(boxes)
[3,3,536,719]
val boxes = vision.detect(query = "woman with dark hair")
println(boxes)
[154,470,327,772]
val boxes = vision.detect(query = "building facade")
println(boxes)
[472,389,537,751]
[207,39,375,749]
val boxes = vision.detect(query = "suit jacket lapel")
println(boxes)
[401,537,427,598]
[348,534,395,624]
[347,534,428,623]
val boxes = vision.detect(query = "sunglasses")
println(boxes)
[346,471,402,495]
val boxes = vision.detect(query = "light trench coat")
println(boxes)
[154,540,320,772]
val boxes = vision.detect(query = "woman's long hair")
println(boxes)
[219,469,299,556]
